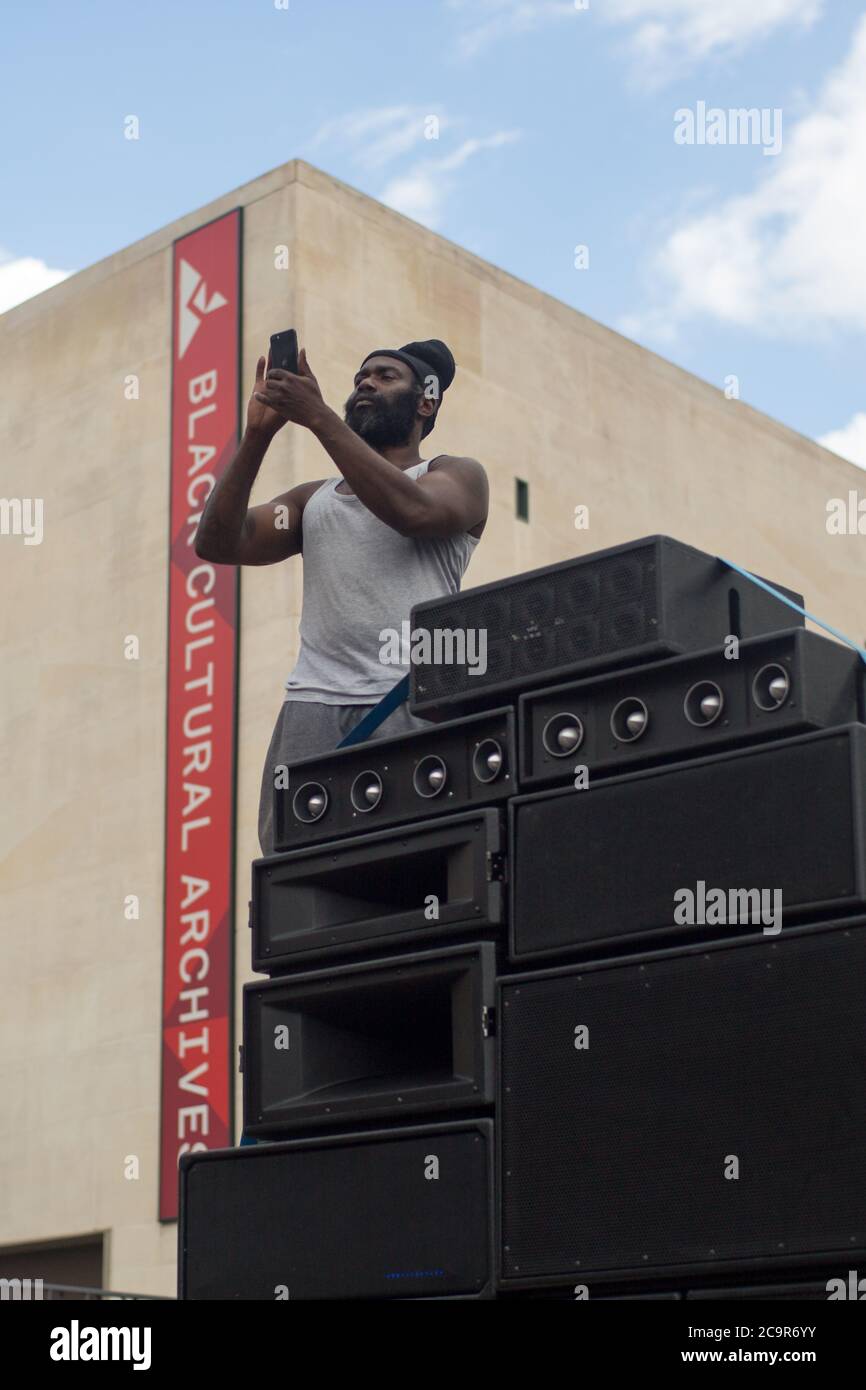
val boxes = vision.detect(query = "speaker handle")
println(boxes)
[719,556,866,666]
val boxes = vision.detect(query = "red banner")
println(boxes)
[160,209,241,1221]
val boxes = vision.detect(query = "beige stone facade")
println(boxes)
[0,158,862,1297]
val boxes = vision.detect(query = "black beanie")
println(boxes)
[360,338,455,437]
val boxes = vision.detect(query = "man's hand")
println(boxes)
[253,346,328,430]
[246,351,290,438]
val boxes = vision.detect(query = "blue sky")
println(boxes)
[2,0,865,467]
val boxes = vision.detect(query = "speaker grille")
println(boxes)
[410,536,806,717]
[500,923,866,1283]
[413,543,659,703]
[686,1280,835,1300]
[181,1123,492,1299]
[511,729,864,960]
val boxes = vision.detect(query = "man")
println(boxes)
[193,336,488,855]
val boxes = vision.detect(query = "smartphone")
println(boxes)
[269,328,298,375]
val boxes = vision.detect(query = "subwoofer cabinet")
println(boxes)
[509,723,866,962]
[498,918,866,1289]
[179,1120,494,1300]
[686,1278,842,1300]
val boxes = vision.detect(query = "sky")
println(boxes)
[2,0,865,469]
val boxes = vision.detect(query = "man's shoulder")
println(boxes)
[427,454,487,480]
[426,456,488,540]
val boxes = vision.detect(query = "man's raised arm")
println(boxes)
[194,353,319,566]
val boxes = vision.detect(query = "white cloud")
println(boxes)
[434,130,521,172]
[309,106,446,171]
[310,104,522,229]
[446,0,580,60]
[378,171,445,226]
[819,414,866,472]
[379,130,521,228]
[0,250,72,315]
[622,14,866,340]
[445,0,819,69]
[604,0,824,76]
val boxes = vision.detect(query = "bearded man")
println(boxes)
[193,337,488,855]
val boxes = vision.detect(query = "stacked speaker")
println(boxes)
[179,534,866,1300]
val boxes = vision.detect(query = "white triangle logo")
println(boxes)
[178,257,228,358]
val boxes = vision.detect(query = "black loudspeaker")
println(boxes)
[242,943,495,1136]
[179,1120,493,1299]
[252,808,505,972]
[687,1280,838,1300]
[498,919,866,1288]
[409,535,804,718]
[503,1288,682,1300]
[510,724,866,963]
[273,707,514,852]
[519,628,864,790]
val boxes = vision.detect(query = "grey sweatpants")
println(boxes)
[257,697,432,856]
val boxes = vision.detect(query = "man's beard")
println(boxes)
[343,384,421,447]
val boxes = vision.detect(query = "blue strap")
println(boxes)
[336,674,411,747]
[719,556,866,667]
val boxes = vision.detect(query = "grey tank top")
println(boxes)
[285,458,481,703]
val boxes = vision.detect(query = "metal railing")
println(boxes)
[0,1281,171,1301]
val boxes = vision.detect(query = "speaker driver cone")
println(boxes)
[752,663,791,711]
[541,714,584,758]
[472,738,505,783]
[350,771,383,813]
[292,782,329,823]
[684,680,724,727]
[413,755,448,798]
[610,697,649,743]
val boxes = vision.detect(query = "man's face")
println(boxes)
[343,356,424,446]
